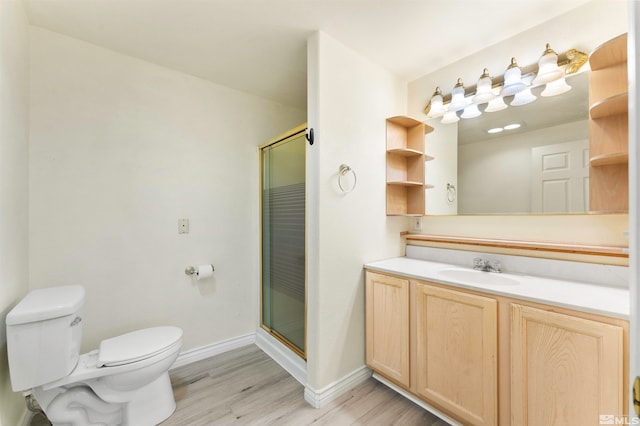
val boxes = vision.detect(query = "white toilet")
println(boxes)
[6,285,183,426]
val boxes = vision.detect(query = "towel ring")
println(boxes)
[338,164,357,193]
[447,183,456,203]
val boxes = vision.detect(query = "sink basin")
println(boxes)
[437,268,520,286]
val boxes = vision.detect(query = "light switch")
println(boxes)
[178,218,189,234]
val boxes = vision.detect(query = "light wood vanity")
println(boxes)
[365,269,628,426]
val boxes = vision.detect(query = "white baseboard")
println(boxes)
[372,372,461,426]
[255,328,307,385]
[304,365,372,408]
[170,332,256,370]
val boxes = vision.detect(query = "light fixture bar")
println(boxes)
[423,47,587,116]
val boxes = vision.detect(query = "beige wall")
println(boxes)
[306,31,407,391]
[28,27,305,354]
[0,1,30,425]
[408,0,629,247]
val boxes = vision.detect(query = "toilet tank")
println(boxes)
[6,285,85,392]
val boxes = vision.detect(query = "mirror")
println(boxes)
[426,71,589,215]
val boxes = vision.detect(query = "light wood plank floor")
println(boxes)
[29,344,448,425]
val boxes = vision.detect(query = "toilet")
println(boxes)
[6,285,183,426]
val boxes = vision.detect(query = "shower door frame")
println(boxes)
[259,123,307,359]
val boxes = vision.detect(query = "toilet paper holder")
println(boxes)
[184,264,215,276]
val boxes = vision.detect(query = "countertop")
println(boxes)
[365,257,629,319]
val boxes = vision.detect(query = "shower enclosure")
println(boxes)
[260,124,306,357]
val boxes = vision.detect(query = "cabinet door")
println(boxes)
[415,283,498,426]
[365,272,410,387]
[511,304,624,425]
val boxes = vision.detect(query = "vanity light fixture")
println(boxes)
[540,76,572,97]
[501,58,527,96]
[448,78,468,112]
[531,43,564,85]
[484,95,508,112]
[460,103,482,119]
[423,44,587,123]
[426,87,447,119]
[472,68,496,103]
[441,110,460,124]
[487,127,504,134]
[510,87,537,106]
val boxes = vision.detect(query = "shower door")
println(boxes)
[260,125,306,357]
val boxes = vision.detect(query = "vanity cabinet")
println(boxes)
[415,283,498,426]
[385,116,434,216]
[511,304,625,425]
[365,272,410,387]
[588,33,628,213]
[364,269,628,426]
[365,271,498,425]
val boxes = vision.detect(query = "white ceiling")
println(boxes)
[24,0,593,109]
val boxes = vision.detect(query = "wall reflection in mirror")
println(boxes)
[426,71,589,215]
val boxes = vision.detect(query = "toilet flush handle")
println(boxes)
[70,316,82,327]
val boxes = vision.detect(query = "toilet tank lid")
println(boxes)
[6,285,85,325]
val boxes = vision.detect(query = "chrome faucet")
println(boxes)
[473,258,502,273]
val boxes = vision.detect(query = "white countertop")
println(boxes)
[365,257,629,319]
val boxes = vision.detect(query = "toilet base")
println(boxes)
[125,372,176,425]
[34,372,177,426]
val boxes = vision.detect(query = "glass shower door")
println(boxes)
[261,127,306,357]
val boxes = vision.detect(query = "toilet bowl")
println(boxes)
[6,285,183,426]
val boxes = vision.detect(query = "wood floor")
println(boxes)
[29,344,448,425]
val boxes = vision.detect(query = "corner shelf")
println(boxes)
[387,148,423,157]
[589,152,628,167]
[589,33,627,71]
[386,116,434,216]
[589,93,628,119]
[588,33,628,213]
[387,181,426,186]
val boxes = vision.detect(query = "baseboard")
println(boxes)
[255,328,306,385]
[170,332,256,370]
[304,365,372,408]
[372,372,462,426]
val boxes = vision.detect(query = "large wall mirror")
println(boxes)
[413,0,630,218]
[425,71,589,215]
[407,0,628,253]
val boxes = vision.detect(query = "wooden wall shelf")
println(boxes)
[387,181,425,186]
[588,33,628,214]
[589,33,627,71]
[589,93,628,119]
[590,152,628,167]
[387,148,423,157]
[386,116,434,216]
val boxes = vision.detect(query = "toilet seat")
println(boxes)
[98,326,182,367]
[41,328,183,391]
